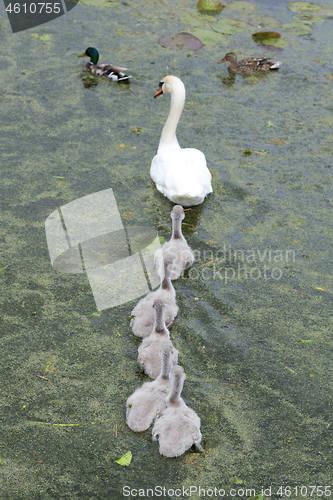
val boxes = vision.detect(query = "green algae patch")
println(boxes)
[31,33,52,40]
[281,22,312,34]
[211,18,247,35]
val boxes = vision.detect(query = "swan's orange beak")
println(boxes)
[154,82,164,98]
[218,58,226,64]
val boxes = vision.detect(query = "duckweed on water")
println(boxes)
[1,0,333,496]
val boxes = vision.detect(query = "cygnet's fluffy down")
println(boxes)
[152,365,201,458]
[131,259,178,338]
[126,344,175,432]
[155,205,194,280]
[137,299,179,379]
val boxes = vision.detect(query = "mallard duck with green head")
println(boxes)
[78,47,131,82]
[218,52,282,73]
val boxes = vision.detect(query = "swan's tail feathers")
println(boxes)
[270,61,282,69]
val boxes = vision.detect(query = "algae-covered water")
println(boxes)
[1,0,333,498]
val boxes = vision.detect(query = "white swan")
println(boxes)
[155,205,194,280]
[150,75,213,207]
[131,259,178,338]
[152,365,202,457]
[126,344,175,432]
[137,299,179,379]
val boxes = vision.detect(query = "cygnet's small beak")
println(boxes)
[78,52,87,58]
[218,58,226,64]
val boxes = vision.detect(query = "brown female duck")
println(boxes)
[78,47,131,82]
[218,52,281,73]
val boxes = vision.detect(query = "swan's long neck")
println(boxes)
[168,369,185,404]
[158,81,185,153]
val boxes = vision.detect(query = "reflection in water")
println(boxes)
[45,188,161,309]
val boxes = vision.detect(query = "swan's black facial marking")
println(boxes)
[154,81,164,98]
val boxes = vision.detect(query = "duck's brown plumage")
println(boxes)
[218,52,282,73]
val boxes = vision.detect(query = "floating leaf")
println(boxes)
[188,28,227,45]
[248,15,282,29]
[288,2,322,12]
[316,9,333,17]
[197,0,224,12]
[180,13,208,27]
[211,18,247,34]
[158,33,203,50]
[225,1,257,13]
[294,13,325,24]
[243,150,252,156]
[252,31,281,43]
[281,22,312,34]
[260,38,289,48]
[115,451,132,466]
[300,339,317,343]
[266,121,275,127]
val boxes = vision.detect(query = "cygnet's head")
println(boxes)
[163,258,174,276]
[159,344,174,377]
[172,204,185,220]
[159,343,173,360]
[152,298,165,313]
[154,75,184,97]
[168,365,186,403]
[171,365,186,385]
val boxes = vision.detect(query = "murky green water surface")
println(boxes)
[1,0,333,498]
